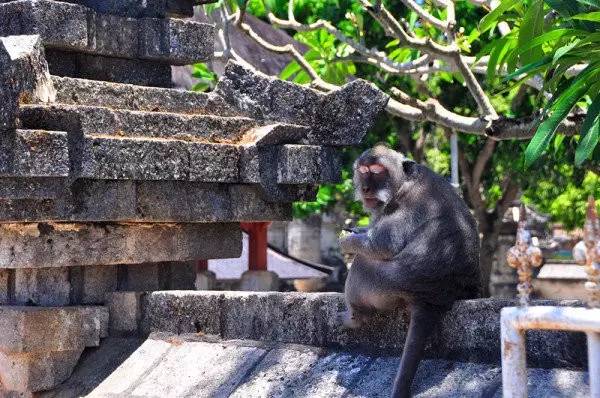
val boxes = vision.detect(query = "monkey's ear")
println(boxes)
[402,160,415,176]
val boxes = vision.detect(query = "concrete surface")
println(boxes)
[45,335,590,398]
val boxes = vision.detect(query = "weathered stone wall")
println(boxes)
[137,292,587,369]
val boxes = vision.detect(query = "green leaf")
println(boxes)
[575,93,600,165]
[385,39,399,49]
[544,0,584,18]
[572,11,600,21]
[280,61,302,80]
[487,37,510,82]
[575,0,600,8]
[516,29,571,55]
[524,65,597,167]
[503,55,552,82]
[518,0,545,65]
[479,0,520,33]
[552,39,581,65]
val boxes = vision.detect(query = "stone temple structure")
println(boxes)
[0,0,387,394]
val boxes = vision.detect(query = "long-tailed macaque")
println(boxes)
[339,145,481,398]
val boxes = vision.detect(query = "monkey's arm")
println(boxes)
[339,228,398,260]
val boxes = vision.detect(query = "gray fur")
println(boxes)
[339,146,481,397]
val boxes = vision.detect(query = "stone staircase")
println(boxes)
[0,0,388,394]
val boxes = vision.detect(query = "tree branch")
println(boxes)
[472,138,496,188]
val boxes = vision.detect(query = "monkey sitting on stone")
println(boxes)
[338,145,480,398]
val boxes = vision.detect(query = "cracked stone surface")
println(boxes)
[45,336,590,398]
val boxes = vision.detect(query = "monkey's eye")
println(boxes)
[358,165,370,174]
[369,164,386,174]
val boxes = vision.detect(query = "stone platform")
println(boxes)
[43,337,589,398]
[42,293,590,397]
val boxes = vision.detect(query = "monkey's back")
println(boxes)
[347,164,481,312]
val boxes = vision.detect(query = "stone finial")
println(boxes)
[507,204,543,306]
[572,196,600,308]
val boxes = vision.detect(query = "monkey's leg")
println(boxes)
[391,303,442,398]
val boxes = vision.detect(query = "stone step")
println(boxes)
[59,0,197,18]
[50,76,238,116]
[0,305,108,393]
[0,180,298,222]
[19,104,256,143]
[0,129,69,178]
[0,0,214,65]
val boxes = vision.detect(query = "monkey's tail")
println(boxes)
[391,303,443,398]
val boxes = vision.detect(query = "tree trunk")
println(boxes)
[479,230,499,297]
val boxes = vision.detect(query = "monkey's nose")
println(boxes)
[362,186,371,194]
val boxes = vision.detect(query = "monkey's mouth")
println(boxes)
[363,197,382,208]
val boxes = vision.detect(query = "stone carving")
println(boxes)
[506,204,543,305]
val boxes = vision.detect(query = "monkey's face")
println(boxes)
[354,160,392,210]
[353,146,411,212]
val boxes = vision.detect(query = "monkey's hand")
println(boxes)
[338,231,367,255]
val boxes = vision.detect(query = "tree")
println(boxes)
[198,0,596,295]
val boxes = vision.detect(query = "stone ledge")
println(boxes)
[140,291,587,369]
[0,181,294,222]
[50,76,238,115]
[61,0,196,18]
[0,305,108,392]
[0,222,241,268]
[0,0,214,64]
[214,61,389,146]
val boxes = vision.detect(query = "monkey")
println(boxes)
[338,145,481,398]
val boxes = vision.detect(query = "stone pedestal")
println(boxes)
[195,270,216,290]
[239,271,280,291]
[287,215,322,263]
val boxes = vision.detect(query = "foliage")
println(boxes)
[480,0,600,167]
[523,169,600,229]
[190,63,218,92]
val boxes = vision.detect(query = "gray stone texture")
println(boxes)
[214,61,389,146]
[0,0,214,64]
[107,292,143,336]
[141,292,587,369]
[0,222,242,268]
[194,270,217,290]
[239,270,281,292]
[0,129,69,177]
[51,336,590,398]
[51,76,237,115]
[70,265,117,305]
[0,35,55,131]
[0,305,108,393]
[0,269,10,304]
[0,180,293,222]
[46,50,173,87]
[14,267,70,306]
[19,104,256,142]
[62,0,194,18]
